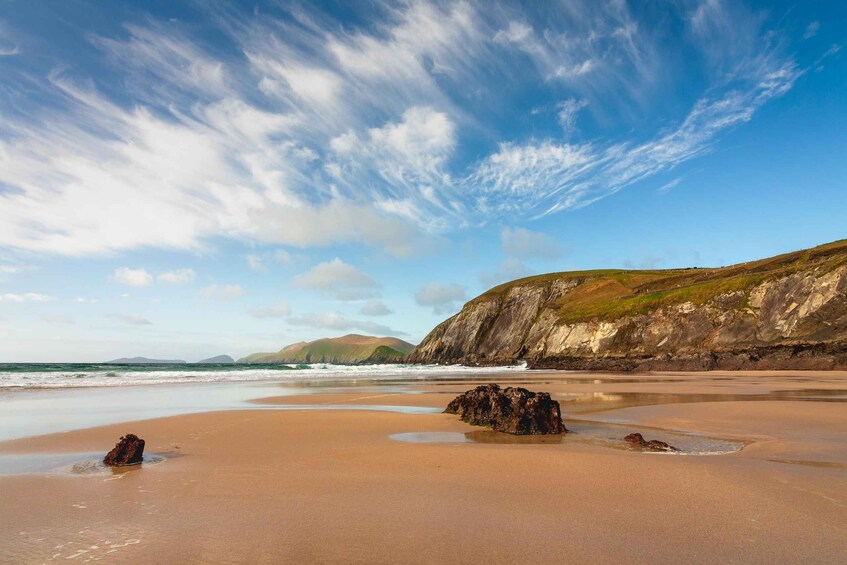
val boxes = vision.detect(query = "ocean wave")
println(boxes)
[0,362,528,389]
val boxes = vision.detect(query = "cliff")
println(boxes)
[408,240,847,371]
[239,334,415,364]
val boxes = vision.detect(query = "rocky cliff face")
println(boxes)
[409,241,847,371]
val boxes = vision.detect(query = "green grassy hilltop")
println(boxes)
[239,334,415,364]
[477,239,847,325]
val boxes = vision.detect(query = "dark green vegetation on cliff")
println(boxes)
[239,334,415,364]
[409,240,847,371]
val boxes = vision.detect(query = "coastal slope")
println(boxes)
[239,334,415,364]
[409,240,847,370]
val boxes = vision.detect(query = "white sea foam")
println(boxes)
[0,363,528,389]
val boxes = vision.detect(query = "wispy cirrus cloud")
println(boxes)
[0,1,807,258]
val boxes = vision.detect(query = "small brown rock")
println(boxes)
[103,434,145,466]
[624,432,678,452]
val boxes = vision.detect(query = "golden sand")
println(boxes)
[1,372,846,563]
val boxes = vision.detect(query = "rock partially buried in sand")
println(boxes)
[445,384,567,435]
[103,434,145,466]
[624,433,678,452]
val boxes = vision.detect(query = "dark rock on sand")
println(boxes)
[444,384,566,435]
[103,434,146,466]
[624,433,678,452]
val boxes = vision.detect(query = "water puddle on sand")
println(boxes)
[253,403,442,414]
[558,388,847,416]
[391,421,745,456]
[0,452,169,476]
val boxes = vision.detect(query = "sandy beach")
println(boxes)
[1,371,846,564]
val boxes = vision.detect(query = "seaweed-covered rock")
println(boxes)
[624,433,678,452]
[444,384,566,435]
[103,434,145,466]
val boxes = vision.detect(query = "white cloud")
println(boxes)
[469,54,799,217]
[113,267,153,287]
[0,2,804,258]
[273,249,294,264]
[479,258,533,289]
[287,311,405,336]
[360,299,393,317]
[109,313,152,326]
[657,177,684,194]
[414,283,467,315]
[0,23,20,57]
[250,302,292,319]
[158,268,196,284]
[201,284,245,300]
[0,264,35,274]
[501,227,562,259]
[246,254,267,272]
[556,98,588,132]
[247,249,296,271]
[294,258,380,301]
[0,292,55,303]
[803,21,820,40]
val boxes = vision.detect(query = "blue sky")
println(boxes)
[0,0,844,362]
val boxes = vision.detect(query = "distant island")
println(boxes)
[196,355,235,364]
[240,334,415,364]
[106,357,187,364]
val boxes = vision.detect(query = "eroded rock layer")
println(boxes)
[409,241,847,371]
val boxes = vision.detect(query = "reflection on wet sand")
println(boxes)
[0,451,170,476]
[391,421,745,455]
[560,388,847,415]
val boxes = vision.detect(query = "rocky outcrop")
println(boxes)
[103,434,145,466]
[409,241,847,371]
[624,433,678,452]
[444,384,567,434]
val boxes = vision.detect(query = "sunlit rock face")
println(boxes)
[409,242,847,371]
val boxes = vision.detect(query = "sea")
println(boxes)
[0,362,528,389]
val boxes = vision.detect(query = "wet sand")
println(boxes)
[1,371,846,563]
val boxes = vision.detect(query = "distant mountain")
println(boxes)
[239,334,415,364]
[195,355,235,364]
[107,357,187,364]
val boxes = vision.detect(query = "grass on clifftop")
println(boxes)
[474,239,847,324]
[239,334,415,364]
